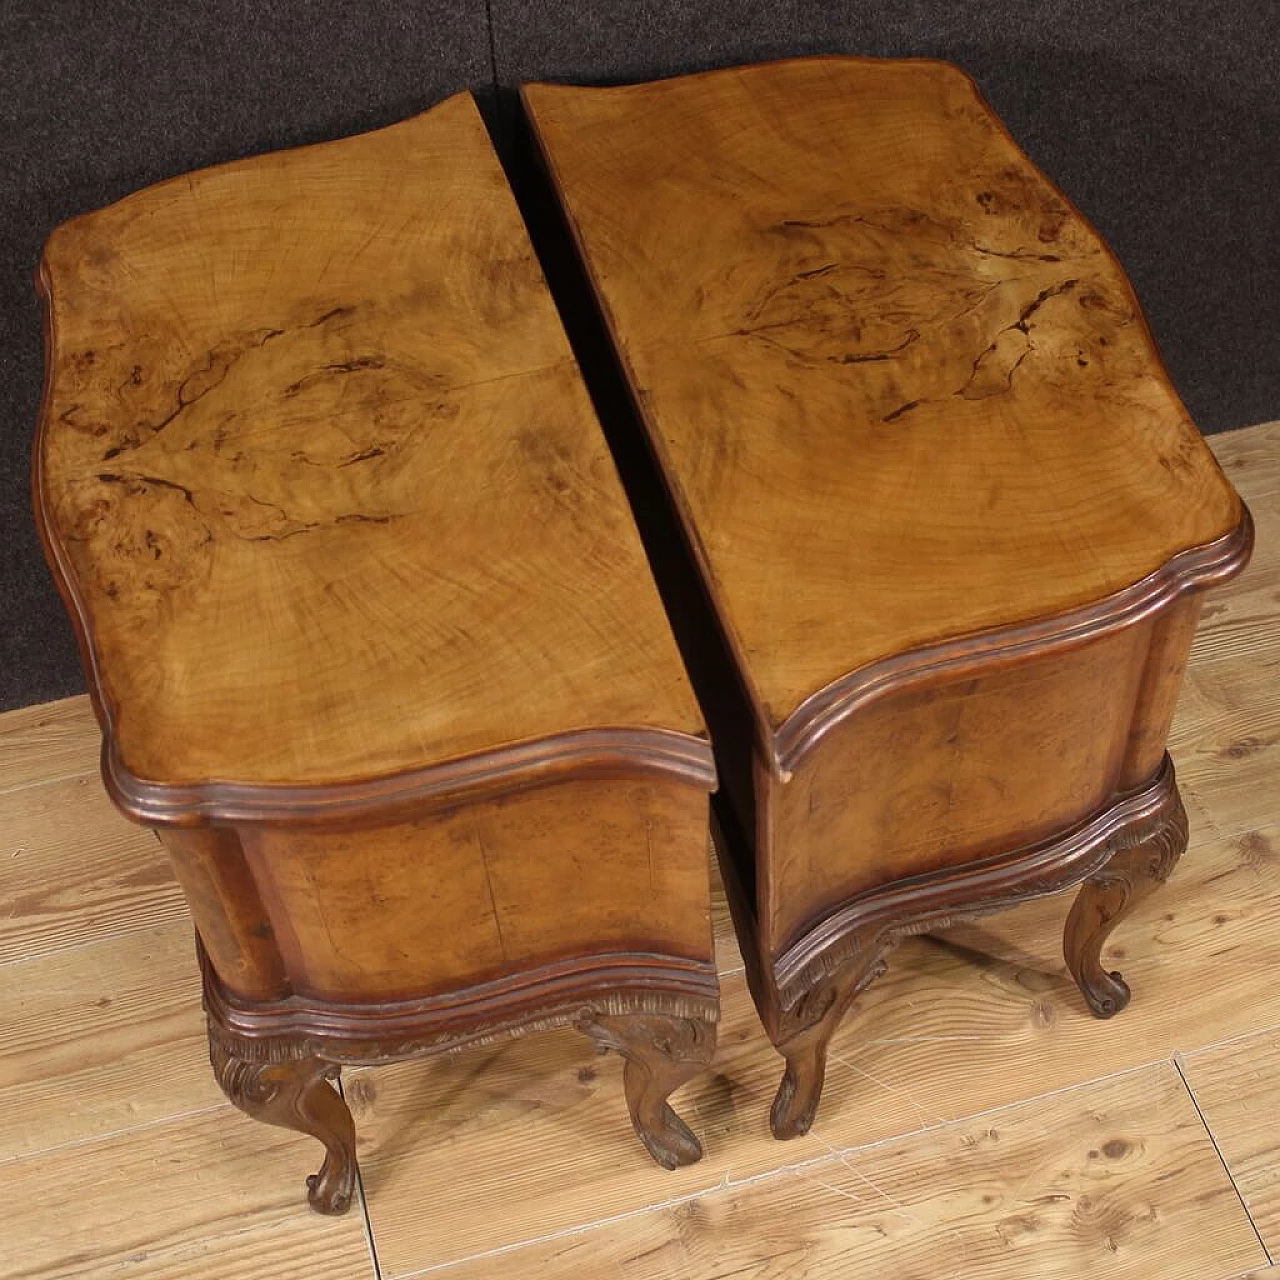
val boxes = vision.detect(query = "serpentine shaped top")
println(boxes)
[525,57,1249,770]
[36,92,709,808]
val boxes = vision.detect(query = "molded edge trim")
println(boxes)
[774,514,1253,776]
[772,754,1178,1009]
[202,943,720,1058]
[100,726,716,826]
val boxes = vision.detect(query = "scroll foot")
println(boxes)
[1065,784,1189,1018]
[578,1011,715,1169]
[209,1024,358,1214]
[770,952,887,1140]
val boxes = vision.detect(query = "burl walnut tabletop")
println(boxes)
[35,92,719,1211]
[526,58,1252,1137]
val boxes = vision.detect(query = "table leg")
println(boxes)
[208,1023,359,1214]
[577,1010,716,1169]
[770,949,887,1141]
[1064,783,1189,1017]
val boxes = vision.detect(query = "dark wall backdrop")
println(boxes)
[3,1,1277,711]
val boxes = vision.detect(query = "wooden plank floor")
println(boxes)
[2,420,1278,1280]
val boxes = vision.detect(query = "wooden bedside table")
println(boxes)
[34,93,718,1212]
[525,57,1252,1139]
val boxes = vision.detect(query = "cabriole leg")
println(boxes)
[208,1023,358,1214]
[1064,785,1189,1017]
[770,952,886,1141]
[578,1010,716,1169]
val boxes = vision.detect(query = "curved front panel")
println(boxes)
[234,777,713,1004]
[766,616,1169,957]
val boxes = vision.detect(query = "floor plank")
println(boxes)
[3,1105,376,1280]
[350,974,801,1275]
[0,773,186,963]
[0,695,98,794]
[1182,1028,1280,1260]
[1189,487,1280,669]
[429,1064,1265,1280]
[0,921,209,1162]
[1210,421,1280,500]
[1175,653,1280,838]
[709,859,742,976]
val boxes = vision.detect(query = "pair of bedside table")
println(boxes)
[35,59,1250,1212]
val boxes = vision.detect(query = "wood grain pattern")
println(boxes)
[0,772,184,963]
[238,779,713,1002]
[525,57,1244,757]
[0,696,98,792]
[5,1104,375,1279]
[1182,1028,1280,1256]
[428,1064,1265,1280]
[35,90,707,800]
[0,922,207,1162]
[159,825,288,1001]
[766,623,1151,952]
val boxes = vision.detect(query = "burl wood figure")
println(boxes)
[34,93,719,1212]
[525,58,1252,1139]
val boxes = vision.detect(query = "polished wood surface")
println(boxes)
[4,423,1278,1278]
[524,57,1246,756]
[33,91,719,1208]
[36,91,705,799]
[234,781,711,1002]
[528,56,1252,1138]
[766,619,1154,952]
